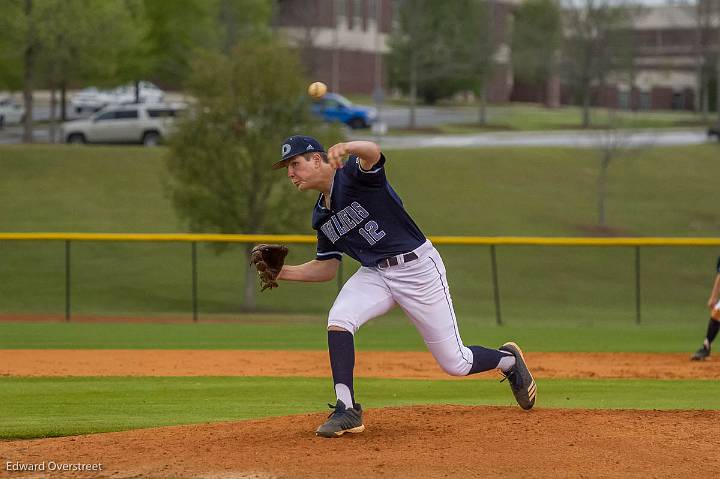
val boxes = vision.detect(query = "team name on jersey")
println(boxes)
[320,201,386,246]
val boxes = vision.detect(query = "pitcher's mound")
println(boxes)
[2,405,719,478]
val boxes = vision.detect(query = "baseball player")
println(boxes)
[691,256,720,360]
[252,136,536,438]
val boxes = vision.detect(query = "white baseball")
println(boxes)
[308,81,327,99]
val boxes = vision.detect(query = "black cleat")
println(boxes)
[499,342,537,410]
[691,346,710,361]
[315,400,365,438]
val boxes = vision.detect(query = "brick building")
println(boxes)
[510,3,719,111]
[275,0,719,111]
[273,0,518,100]
[274,0,393,95]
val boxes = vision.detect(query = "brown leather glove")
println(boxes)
[249,244,289,292]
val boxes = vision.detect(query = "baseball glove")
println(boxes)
[250,244,289,292]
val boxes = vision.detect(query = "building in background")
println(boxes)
[274,0,393,95]
[623,2,719,112]
[512,2,719,111]
[273,0,517,100]
[275,0,718,112]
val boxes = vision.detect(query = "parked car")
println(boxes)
[61,103,182,146]
[310,93,377,129]
[708,127,720,142]
[70,82,165,114]
[70,87,115,114]
[0,98,25,128]
[110,81,164,105]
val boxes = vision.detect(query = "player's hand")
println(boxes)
[709,297,719,310]
[327,142,349,170]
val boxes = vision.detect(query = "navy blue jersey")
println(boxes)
[717,256,720,273]
[312,153,426,267]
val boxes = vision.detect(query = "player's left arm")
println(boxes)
[327,141,382,171]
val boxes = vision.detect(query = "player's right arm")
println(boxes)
[277,258,340,282]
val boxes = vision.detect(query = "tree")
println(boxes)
[165,37,340,309]
[455,0,493,124]
[0,0,46,142]
[133,0,272,89]
[561,0,642,127]
[388,0,491,127]
[512,0,563,107]
[0,0,144,141]
[36,0,144,138]
[592,111,653,228]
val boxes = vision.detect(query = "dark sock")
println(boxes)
[705,318,720,348]
[328,330,355,406]
[467,345,507,374]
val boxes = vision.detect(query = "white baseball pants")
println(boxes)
[328,240,475,376]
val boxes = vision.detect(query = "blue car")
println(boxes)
[310,93,377,129]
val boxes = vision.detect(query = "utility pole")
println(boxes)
[331,0,340,92]
[716,0,720,128]
[373,0,386,135]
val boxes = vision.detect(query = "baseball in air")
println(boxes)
[308,81,327,99]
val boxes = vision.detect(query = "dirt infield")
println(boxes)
[1,349,719,478]
[1,406,718,478]
[0,349,717,379]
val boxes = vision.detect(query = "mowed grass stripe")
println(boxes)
[0,320,708,352]
[1,376,719,439]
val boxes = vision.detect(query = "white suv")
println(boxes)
[61,103,182,146]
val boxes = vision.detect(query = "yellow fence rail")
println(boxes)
[2,233,719,323]
[1,232,720,246]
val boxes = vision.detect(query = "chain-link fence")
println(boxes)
[1,233,718,327]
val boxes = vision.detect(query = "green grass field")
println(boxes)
[0,320,706,352]
[1,144,719,322]
[1,143,719,440]
[2,376,719,439]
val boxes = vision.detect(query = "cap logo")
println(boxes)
[306,144,314,150]
[282,144,291,156]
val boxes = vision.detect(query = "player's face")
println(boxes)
[286,154,319,191]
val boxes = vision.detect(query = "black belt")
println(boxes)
[377,252,418,269]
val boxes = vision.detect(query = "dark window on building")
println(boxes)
[618,91,630,110]
[336,0,347,27]
[671,92,685,110]
[639,92,651,110]
[352,0,362,30]
[368,0,376,21]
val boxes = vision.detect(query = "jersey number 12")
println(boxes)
[359,221,386,246]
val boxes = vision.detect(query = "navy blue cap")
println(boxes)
[272,135,325,169]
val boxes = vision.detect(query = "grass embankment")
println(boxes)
[1,144,719,324]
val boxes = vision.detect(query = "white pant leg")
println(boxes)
[383,247,474,376]
[327,266,396,334]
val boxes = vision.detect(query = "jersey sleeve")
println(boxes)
[316,232,342,262]
[341,153,387,186]
[716,256,720,274]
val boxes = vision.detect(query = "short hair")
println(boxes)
[302,151,329,163]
